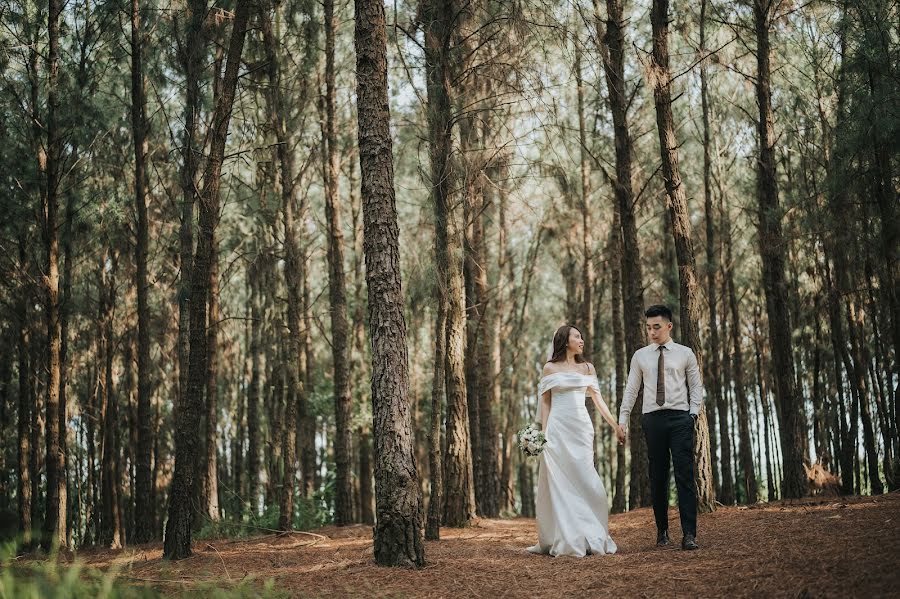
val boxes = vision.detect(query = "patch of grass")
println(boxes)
[0,542,287,599]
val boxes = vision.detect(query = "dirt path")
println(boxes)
[75,493,900,598]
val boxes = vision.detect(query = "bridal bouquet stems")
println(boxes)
[516,423,546,457]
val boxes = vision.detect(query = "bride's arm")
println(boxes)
[586,364,619,430]
[540,391,552,431]
[589,390,618,430]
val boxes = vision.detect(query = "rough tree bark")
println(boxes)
[354,0,426,565]
[177,0,206,415]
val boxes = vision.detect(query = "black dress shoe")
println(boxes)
[682,534,699,550]
[656,530,671,547]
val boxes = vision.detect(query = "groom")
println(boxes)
[616,304,702,550]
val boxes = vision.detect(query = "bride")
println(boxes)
[527,324,625,557]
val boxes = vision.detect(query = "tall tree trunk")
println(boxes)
[16,238,32,547]
[594,0,650,509]
[426,281,446,540]
[699,0,721,498]
[811,290,828,469]
[259,0,304,529]
[649,0,716,513]
[860,8,900,443]
[827,261,852,494]
[753,0,807,499]
[716,193,735,505]
[753,307,777,500]
[246,259,262,515]
[99,250,122,549]
[354,0,426,565]
[575,34,598,467]
[465,158,499,518]
[203,235,221,522]
[60,167,76,548]
[819,10,855,495]
[845,296,884,494]
[232,333,245,517]
[423,0,476,530]
[460,116,488,516]
[30,331,42,534]
[130,0,154,544]
[177,0,206,413]
[490,160,509,513]
[358,425,375,524]
[164,1,250,559]
[301,265,316,496]
[349,158,374,523]
[724,210,758,503]
[42,0,66,550]
[609,224,627,513]
[322,0,353,525]
[0,335,10,515]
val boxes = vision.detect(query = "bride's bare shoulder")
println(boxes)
[584,362,596,375]
[541,362,557,376]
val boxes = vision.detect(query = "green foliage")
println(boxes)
[0,542,287,599]
[197,495,331,541]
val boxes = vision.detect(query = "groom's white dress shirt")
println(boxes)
[618,340,704,426]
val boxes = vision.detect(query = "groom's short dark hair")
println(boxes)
[645,304,673,322]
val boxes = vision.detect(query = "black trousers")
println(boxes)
[642,409,697,537]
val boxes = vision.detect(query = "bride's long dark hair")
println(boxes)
[548,324,586,364]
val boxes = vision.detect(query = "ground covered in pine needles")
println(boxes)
[34,493,900,597]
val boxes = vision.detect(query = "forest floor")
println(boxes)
[50,492,900,597]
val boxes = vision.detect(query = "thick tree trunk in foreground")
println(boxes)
[354,0,426,566]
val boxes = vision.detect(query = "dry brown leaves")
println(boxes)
[69,493,900,598]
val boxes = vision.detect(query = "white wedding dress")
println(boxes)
[527,372,617,557]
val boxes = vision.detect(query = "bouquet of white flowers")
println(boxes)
[516,423,547,457]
